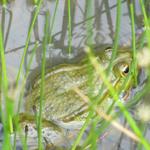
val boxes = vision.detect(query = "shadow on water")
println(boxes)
[0,0,148,149]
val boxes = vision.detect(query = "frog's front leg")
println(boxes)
[13,112,73,149]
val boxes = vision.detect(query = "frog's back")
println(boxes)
[25,64,97,122]
[25,47,132,122]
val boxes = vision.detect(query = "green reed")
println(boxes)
[130,3,138,86]
[85,1,96,149]
[92,0,121,147]
[1,0,6,5]
[1,0,150,149]
[88,47,150,149]
[72,1,95,149]
[72,0,150,149]
[72,0,121,149]
[16,0,43,86]
[85,0,122,146]
[135,0,150,149]
[16,1,59,149]
[33,0,38,5]
[13,42,39,150]
[49,0,59,43]
[37,11,50,150]
[85,0,94,45]
[107,0,121,73]
[12,1,43,149]
[0,23,12,149]
[67,0,72,54]
[139,0,150,47]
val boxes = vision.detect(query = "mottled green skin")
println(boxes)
[25,48,133,123]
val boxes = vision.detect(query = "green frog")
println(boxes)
[16,46,135,149]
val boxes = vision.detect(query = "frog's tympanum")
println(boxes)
[16,46,136,149]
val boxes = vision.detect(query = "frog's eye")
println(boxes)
[113,62,130,78]
[120,64,129,77]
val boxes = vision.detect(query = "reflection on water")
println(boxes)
[0,0,147,149]
[3,0,144,69]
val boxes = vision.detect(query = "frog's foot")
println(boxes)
[13,113,70,148]
[19,121,70,149]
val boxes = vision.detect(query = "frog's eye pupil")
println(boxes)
[123,66,129,74]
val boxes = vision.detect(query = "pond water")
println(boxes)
[5,0,143,69]
[0,0,148,149]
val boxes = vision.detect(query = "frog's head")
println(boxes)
[112,49,132,77]
[101,47,137,102]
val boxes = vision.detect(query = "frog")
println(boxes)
[16,46,136,149]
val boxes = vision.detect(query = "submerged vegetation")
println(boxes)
[0,0,150,149]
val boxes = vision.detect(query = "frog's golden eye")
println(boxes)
[120,64,129,77]
[113,62,130,77]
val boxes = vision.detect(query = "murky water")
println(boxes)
[0,0,147,149]
[4,0,144,69]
